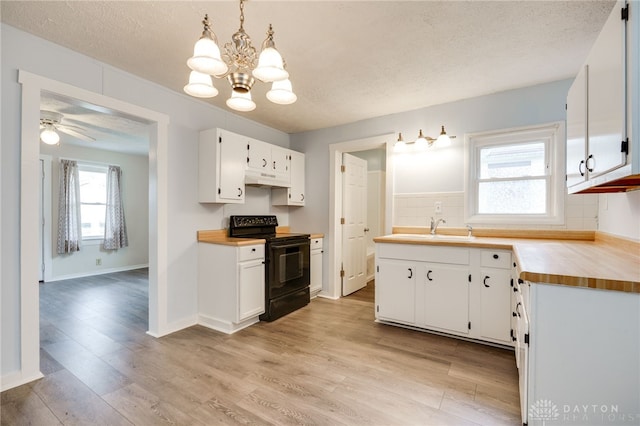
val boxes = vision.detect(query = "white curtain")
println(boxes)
[103,165,128,250]
[56,159,81,254]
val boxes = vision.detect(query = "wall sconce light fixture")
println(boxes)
[394,125,456,152]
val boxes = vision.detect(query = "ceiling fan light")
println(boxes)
[40,127,60,145]
[187,34,228,76]
[226,90,256,112]
[267,79,297,105]
[253,47,288,82]
[184,71,219,98]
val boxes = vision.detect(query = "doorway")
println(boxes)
[328,133,394,300]
[18,71,169,385]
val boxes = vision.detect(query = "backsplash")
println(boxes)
[393,192,598,230]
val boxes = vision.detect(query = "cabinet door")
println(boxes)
[479,268,512,343]
[289,150,305,205]
[310,248,322,294]
[271,145,291,178]
[566,66,588,188]
[422,263,469,334]
[247,139,271,171]
[586,0,626,178]
[376,259,416,324]
[219,131,247,202]
[237,258,265,322]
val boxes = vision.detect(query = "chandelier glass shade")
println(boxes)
[184,0,296,112]
[394,126,456,152]
[184,71,218,98]
[227,90,257,112]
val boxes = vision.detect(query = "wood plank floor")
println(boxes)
[2,270,521,425]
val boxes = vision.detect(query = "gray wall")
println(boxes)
[1,23,290,379]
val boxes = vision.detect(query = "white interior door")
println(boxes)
[342,153,367,296]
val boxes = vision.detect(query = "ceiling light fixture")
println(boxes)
[40,124,60,145]
[394,125,456,152]
[184,0,296,112]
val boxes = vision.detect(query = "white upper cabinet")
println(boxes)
[567,0,639,193]
[566,65,588,188]
[199,128,246,203]
[272,150,305,206]
[586,3,626,179]
[246,139,291,187]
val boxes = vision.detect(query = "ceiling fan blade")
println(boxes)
[57,126,96,142]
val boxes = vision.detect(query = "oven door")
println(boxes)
[267,239,310,300]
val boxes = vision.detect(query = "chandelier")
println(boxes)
[395,126,456,152]
[184,0,296,112]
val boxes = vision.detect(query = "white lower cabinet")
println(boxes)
[375,243,512,346]
[520,282,640,426]
[420,263,469,334]
[376,258,416,324]
[198,243,265,334]
[310,237,323,297]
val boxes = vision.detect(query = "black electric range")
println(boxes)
[229,216,310,321]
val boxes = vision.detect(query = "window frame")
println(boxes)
[464,122,565,226]
[77,162,109,243]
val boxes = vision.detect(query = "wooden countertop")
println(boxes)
[197,230,324,246]
[197,230,265,246]
[374,229,640,294]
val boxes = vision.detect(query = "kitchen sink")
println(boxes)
[391,233,476,241]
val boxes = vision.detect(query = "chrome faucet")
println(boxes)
[430,217,446,235]
[466,224,473,238]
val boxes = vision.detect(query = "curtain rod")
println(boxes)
[59,157,121,168]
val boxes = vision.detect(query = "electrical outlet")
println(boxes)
[434,201,442,214]
[96,258,102,266]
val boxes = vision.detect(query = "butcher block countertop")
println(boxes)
[374,228,640,294]
[197,229,324,246]
[197,230,265,246]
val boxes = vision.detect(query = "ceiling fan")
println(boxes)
[39,110,95,145]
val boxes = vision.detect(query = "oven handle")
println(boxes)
[269,242,310,250]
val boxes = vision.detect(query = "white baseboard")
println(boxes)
[198,313,259,335]
[316,293,340,300]
[1,370,44,392]
[45,263,149,282]
[147,315,198,338]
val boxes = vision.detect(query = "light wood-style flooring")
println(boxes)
[1,270,521,425]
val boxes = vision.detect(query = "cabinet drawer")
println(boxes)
[480,250,511,269]
[310,238,323,250]
[238,245,264,261]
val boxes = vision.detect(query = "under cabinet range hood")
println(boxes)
[244,169,291,188]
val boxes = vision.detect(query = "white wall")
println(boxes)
[1,24,290,380]
[289,80,575,292]
[598,192,640,240]
[40,144,149,280]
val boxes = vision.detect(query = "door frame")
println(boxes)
[17,70,169,388]
[328,133,394,299]
[39,155,53,283]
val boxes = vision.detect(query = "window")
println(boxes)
[466,122,565,225]
[78,164,107,239]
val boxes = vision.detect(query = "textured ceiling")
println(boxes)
[2,0,615,137]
